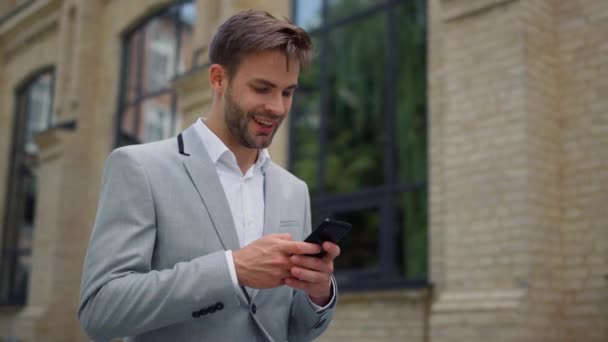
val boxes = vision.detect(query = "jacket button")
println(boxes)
[216,302,224,310]
[192,311,200,318]
[251,303,257,314]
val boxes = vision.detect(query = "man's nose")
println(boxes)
[264,94,287,116]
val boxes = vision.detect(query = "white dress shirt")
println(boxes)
[193,119,332,311]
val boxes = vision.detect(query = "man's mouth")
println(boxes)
[252,116,275,128]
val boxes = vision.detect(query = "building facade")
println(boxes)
[0,0,606,341]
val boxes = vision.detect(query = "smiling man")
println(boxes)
[78,9,339,342]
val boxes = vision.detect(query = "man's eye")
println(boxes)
[282,90,294,98]
[254,87,270,94]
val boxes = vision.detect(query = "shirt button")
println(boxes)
[251,303,257,314]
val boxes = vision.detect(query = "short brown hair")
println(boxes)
[208,10,313,77]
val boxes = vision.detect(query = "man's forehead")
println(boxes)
[235,51,300,84]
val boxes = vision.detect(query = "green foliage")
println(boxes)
[292,0,428,279]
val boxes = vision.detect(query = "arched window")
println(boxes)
[116,0,196,146]
[1,68,55,305]
[290,0,428,289]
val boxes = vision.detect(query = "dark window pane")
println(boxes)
[177,15,194,74]
[327,0,384,23]
[295,0,323,31]
[140,93,174,143]
[177,2,196,73]
[11,172,36,303]
[124,30,142,104]
[143,13,178,93]
[120,105,138,138]
[289,0,427,287]
[396,1,427,184]
[324,12,387,193]
[26,73,54,139]
[118,1,195,147]
[291,91,320,195]
[333,208,380,271]
[2,70,53,305]
[291,35,321,193]
[396,188,427,279]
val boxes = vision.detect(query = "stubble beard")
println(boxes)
[224,87,283,149]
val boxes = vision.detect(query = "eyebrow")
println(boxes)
[250,78,298,90]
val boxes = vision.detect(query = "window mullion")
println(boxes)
[316,0,329,196]
[134,25,145,142]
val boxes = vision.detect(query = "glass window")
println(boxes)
[1,68,55,305]
[116,0,196,146]
[291,0,428,289]
[295,0,323,31]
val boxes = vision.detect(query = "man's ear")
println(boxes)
[209,64,227,95]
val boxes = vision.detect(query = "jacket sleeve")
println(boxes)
[78,148,237,341]
[287,183,337,341]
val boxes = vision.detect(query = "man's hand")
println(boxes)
[233,234,322,289]
[284,241,341,306]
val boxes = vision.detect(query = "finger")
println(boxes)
[290,266,329,284]
[289,254,331,274]
[322,242,341,260]
[284,277,312,291]
[270,233,293,241]
[282,241,321,255]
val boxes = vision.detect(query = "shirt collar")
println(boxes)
[194,118,271,174]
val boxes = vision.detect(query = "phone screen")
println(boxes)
[304,218,352,257]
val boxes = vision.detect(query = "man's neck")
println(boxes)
[203,116,258,175]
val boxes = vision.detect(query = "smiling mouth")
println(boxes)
[252,116,275,127]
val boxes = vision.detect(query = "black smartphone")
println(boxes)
[304,218,352,258]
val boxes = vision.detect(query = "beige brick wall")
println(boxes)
[558,1,608,341]
[3,0,606,341]
[435,0,529,292]
[318,290,429,342]
[430,0,608,341]
[0,0,61,339]
[519,1,564,340]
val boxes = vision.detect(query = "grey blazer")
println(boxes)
[78,123,335,341]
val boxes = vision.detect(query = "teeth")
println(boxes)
[254,117,273,126]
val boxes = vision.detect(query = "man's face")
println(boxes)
[221,50,300,149]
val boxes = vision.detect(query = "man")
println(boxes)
[78,9,339,342]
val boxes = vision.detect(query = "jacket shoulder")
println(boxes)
[268,162,307,189]
[107,137,181,165]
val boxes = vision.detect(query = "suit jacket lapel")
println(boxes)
[179,125,240,252]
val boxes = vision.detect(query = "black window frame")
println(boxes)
[290,0,429,290]
[1,66,55,306]
[115,0,196,147]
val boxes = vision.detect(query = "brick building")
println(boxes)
[0,0,606,341]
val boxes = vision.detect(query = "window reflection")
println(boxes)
[291,0,428,287]
[118,0,195,146]
[141,94,174,143]
[145,18,177,92]
[1,69,54,305]
[324,11,388,194]
[333,209,380,271]
[327,0,385,23]
[295,0,322,31]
